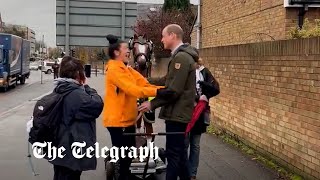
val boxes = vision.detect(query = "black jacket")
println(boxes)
[191,67,220,134]
[47,81,103,171]
[197,67,220,100]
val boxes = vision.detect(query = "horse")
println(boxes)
[129,34,154,77]
[129,34,155,137]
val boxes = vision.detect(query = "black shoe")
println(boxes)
[158,148,166,164]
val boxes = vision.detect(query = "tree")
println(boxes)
[97,49,108,61]
[48,47,62,59]
[163,0,191,12]
[133,7,196,59]
[3,25,26,39]
[35,40,46,53]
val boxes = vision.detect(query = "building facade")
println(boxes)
[193,0,320,48]
[191,1,320,179]
[0,13,4,32]
[5,24,36,55]
[137,3,162,19]
[26,27,36,55]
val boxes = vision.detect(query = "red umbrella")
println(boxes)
[185,97,208,136]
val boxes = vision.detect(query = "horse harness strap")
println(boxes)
[134,52,149,62]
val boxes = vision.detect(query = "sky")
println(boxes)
[0,0,199,47]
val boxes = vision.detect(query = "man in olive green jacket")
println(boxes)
[138,24,199,180]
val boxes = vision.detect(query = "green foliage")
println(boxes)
[289,18,320,39]
[291,174,303,180]
[206,124,216,134]
[207,124,303,180]
[48,47,62,59]
[2,25,26,39]
[96,49,108,61]
[163,0,191,11]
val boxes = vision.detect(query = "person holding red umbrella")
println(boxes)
[185,57,220,180]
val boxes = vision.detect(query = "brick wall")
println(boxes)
[199,0,320,48]
[0,13,2,32]
[200,37,320,180]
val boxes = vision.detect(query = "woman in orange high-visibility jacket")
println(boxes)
[103,34,174,180]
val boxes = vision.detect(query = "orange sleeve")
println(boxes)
[129,68,164,89]
[109,66,157,98]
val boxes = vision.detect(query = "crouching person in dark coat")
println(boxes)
[49,56,104,180]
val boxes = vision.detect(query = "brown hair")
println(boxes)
[165,24,184,40]
[197,57,204,65]
[59,56,85,83]
[106,34,126,59]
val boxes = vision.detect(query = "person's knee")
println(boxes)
[190,141,200,149]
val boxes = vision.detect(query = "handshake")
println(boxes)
[138,88,176,113]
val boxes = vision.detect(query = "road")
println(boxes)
[0,73,279,180]
[0,70,53,115]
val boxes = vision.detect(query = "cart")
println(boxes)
[104,131,185,180]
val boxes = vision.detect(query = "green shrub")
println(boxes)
[289,18,320,39]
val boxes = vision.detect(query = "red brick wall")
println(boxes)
[199,0,320,48]
[200,37,320,180]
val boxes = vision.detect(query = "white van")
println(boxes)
[39,61,56,74]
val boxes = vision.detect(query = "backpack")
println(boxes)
[28,90,71,147]
[200,68,220,98]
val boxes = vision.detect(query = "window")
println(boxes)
[46,62,54,66]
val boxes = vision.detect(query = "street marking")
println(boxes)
[0,102,28,119]
[0,79,51,99]
[29,91,51,101]
[0,91,51,119]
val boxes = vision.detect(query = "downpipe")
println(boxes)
[196,0,201,49]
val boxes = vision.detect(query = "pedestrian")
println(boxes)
[187,57,220,180]
[51,56,104,180]
[138,24,199,180]
[102,34,175,180]
[52,61,60,79]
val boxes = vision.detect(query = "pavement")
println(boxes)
[0,72,280,180]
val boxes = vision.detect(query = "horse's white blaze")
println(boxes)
[138,44,146,54]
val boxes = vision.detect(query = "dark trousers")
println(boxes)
[54,72,59,79]
[107,125,136,180]
[165,121,190,180]
[53,165,82,180]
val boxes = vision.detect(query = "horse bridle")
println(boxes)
[129,37,154,70]
[129,38,153,62]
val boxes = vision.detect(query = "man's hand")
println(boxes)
[138,101,151,112]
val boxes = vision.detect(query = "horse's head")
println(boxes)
[128,34,153,71]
